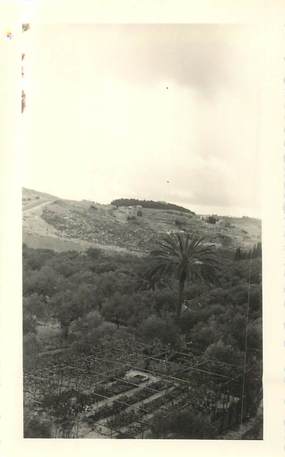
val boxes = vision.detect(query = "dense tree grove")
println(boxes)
[234,242,262,261]
[111,198,195,214]
[23,233,262,438]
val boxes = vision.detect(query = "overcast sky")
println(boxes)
[22,24,261,217]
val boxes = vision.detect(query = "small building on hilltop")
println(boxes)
[127,206,136,218]
[123,205,143,219]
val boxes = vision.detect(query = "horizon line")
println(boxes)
[22,186,261,220]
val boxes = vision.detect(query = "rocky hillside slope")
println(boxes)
[22,188,261,254]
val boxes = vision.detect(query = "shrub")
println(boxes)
[139,316,180,347]
[152,288,176,316]
[24,415,52,438]
[174,218,184,227]
[205,215,218,224]
[23,333,41,369]
[247,318,262,351]
[205,339,243,365]
[189,321,218,352]
[23,293,47,320]
[150,409,217,438]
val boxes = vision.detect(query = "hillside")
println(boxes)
[22,188,261,254]
[22,187,57,209]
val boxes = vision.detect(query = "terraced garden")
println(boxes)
[24,340,245,439]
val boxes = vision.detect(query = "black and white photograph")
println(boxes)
[22,24,263,439]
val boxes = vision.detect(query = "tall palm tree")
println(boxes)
[148,232,219,318]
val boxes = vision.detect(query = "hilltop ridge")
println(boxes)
[111,198,195,214]
[22,188,261,254]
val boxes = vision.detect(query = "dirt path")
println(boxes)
[23,200,58,237]
[23,200,142,256]
[38,347,69,357]
[23,199,55,213]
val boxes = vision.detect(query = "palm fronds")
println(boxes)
[146,232,219,316]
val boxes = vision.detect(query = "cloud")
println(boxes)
[23,24,261,217]
[37,24,255,94]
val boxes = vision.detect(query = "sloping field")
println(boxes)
[23,188,261,253]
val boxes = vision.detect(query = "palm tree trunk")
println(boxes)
[176,278,185,318]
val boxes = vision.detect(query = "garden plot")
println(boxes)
[77,371,167,437]
[77,369,218,439]
[83,384,189,438]
[24,340,244,439]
